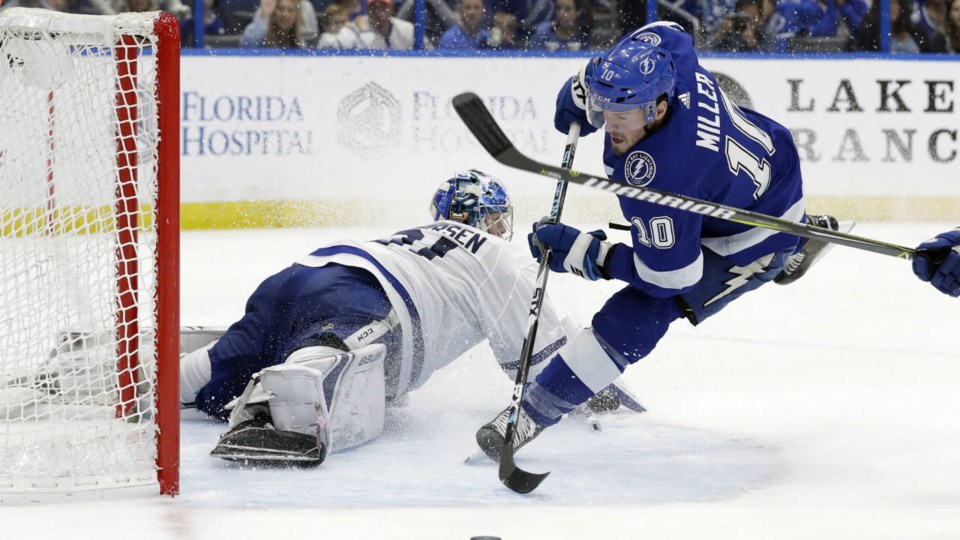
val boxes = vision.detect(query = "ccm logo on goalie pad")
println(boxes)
[326,344,387,452]
[355,327,376,342]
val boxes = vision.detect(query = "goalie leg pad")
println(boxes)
[220,345,345,422]
[284,345,347,371]
[275,344,387,453]
[277,344,388,452]
[215,358,333,466]
[324,343,387,452]
[215,343,386,465]
[260,362,330,438]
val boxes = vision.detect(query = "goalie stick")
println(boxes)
[451,92,923,262]
[486,121,581,494]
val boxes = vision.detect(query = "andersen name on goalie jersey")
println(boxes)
[298,220,571,398]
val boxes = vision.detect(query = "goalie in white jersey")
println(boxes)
[179,170,592,465]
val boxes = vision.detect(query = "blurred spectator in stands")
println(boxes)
[342,0,415,47]
[438,0,487,48]
[701,0,740,36]
[117,0,158,13]
[167,0,193,18]
[529,0,591,51]
[768,0,866,51]
[707,0,771,51]
[167,0,196,17]
[814,0,868,38]
[366,0,414,47]
[854,0,922,52]
[890,0,925,51]
[935,0,960,51]
[496,0,554,40]
[0,0,36,10]
[481,11,520,48]
[6,0,70,10]
[319,0,414,48]
[947,0,960,51]
[582,0,640,48]
[8,0,68,10]
[914,0,948,42]
[180,0,230,47]
[655,1,703,44]
[397,0,459,44]
[241,0,307,48]
[618,0,646,31]
[253,0,317,39]
[851,0,883,50]
[317,2,349,46]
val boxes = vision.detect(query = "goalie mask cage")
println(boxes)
[0,9,179,500]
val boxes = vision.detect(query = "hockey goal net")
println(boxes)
[0,9,179,499]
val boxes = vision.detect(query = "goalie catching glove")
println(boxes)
[529,221,614,281]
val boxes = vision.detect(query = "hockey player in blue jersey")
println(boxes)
[178,170,642,465]
[913,228,960,297]
[476,21,846,460]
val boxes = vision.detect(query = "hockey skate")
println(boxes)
[774,215,854,285]
[567,386,626,430]
[210,410,326,467]
[476,405,544,463]
[582,386,620,413]
[579,382,648,415]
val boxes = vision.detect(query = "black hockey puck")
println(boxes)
[470,537,501,540]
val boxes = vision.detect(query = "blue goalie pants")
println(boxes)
[195,263,400,420]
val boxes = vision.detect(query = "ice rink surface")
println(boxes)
[3,221,959,540]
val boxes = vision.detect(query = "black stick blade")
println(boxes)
[452,93,514,158]
[498,440,550,494]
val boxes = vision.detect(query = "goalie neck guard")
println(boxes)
[429,170,514,241]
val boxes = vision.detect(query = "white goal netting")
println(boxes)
[0,9,178,499]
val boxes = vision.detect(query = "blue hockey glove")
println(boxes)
[528,222,612,281]
[913,228,960,297]
[554,63,599,137]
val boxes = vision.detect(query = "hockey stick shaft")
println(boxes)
[452,92,917,261]
[495,123,580,494]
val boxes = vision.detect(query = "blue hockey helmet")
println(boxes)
[429,170,514,240]
[586,38,677,127]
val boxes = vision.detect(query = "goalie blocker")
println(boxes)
[210,343,387,466]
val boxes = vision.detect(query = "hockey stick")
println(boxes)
[452,92,919,261]
[490,120,581,494]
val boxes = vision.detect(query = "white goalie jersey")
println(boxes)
[298,221,570,397]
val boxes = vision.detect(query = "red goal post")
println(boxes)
[0,9,180,499]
